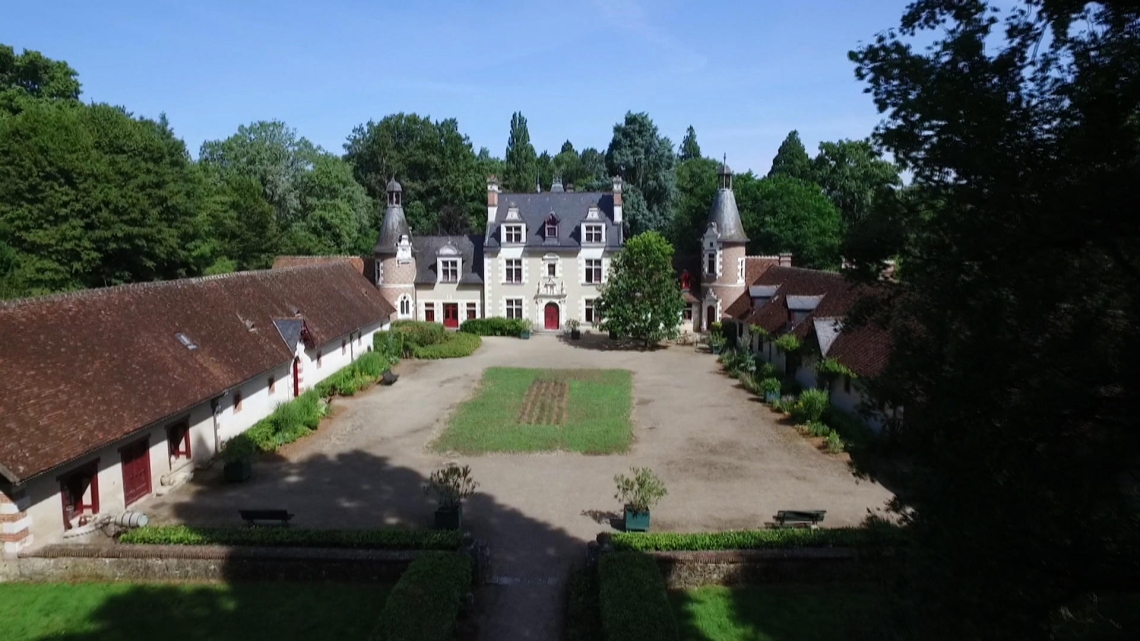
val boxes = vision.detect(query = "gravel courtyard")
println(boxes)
[142,333,893,640]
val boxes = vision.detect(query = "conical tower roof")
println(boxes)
[706,157,748,243]
[373,178,410,255]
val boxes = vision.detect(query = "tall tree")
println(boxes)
[736,175,842,269]
[605,112,677,235]
[503,111,538,193]
[553,140,584,188]
[0,44,81,115]
[850,1,1140,638]
[0,102,197,297]
[811,138,901,229]
[343,113,484,234]
[578,147,609,191]
[595,231,685,346]
[767,130,813,181]
[669,157,721,254]
[679,125,701,161]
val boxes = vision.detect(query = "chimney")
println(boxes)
[778,253,793,267]
[612,176,623,225]
[487,176,500,229]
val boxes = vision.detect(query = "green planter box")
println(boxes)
[434,506,462,530]
[519,330,531,340]
[624,507,651,532]
[223,460,251,483]
[710,345,723,355]
[764,391,780,403]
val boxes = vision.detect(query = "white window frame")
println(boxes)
[398,295,412,318]
[584,298,597,325]
[583,224,605,244]
[440,258,459,283]
[705,251,717,277]
[504,258,523,284]
[506,298,524,320]
[503,224,524,244]
[584,259,603,284]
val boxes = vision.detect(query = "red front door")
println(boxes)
[120,439,151,507]
[443,303,459,328]
[544,303,559,330]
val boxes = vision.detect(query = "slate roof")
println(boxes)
[272,255,365,275]
[374,203,411,255]
[412,235,485,286]
[485,192,622,250]
[0,264,394,484]
[706,188,749,243]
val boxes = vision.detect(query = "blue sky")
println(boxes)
[3,0,909,175]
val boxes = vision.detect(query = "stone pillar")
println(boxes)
[1,487,33,557]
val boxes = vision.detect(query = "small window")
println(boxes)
[547,262,556,277]
[168,422,191,460]
[545,220,558,238]
[583,224,604,244]
[268,376,276,394]
[466,303,477,320]
[584,299,596,324]
[425,304,435,323]
[705,252,716,275]
[503,225,524,244]
[399,296,411,317]
[683,305,693,321]
[505,259,523,284]
[440,259,459,283]
[233,391,243,412]
[506,299,523,320]
[341,339,347,354]
[585,259,603,284]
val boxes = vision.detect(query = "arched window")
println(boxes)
[398,295,412,318]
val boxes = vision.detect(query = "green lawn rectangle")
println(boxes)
[0,582,390,641]
[432,367,633,454]
[670,585,882,641]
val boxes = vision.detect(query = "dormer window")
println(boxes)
[503,224,524,244]
[544,214,558,239]
[440,259,459,283]
[583,224,605,244]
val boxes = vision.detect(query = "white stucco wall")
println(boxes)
[483,248,615,329]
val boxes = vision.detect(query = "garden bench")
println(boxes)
[238,509,294,526]
[771,510,826,529]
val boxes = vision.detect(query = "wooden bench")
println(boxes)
[770,510,826,529]
[238,509,294,526]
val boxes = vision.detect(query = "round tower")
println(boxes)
[699,158,749,331]
[373,178,417,318]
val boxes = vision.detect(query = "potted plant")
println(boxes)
[567,318,581,340]
[761,377,782,403]
[614,467,667,532]
[221,434,255,483]
[708,332,727,355]
[519,320,532,340]
[424,463,478,530]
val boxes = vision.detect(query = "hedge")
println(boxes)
[412,332,481,359]
[610,525,908,552]
[314,351,390,399]
[566,567,603,641]
[599,552,679,641]
[372,552,472,641]
[391,320,448,353]
[242,390,327,453]
[459,317,529,337]
[119,525,462,550]
[373,331,404,364]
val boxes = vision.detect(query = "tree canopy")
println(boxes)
[679,125,701,161]
[811,138,900,229]
[606,112,677,236]
[737,175,842,269]
[849,0,1140,637]
[0,44,80,115]
[503,111,537,193]
[767,130,812,181]
[595,231,685,346]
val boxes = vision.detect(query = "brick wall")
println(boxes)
[1,488,33,557]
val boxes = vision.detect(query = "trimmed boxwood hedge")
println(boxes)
[119,525,462,550]
[459,317,529,337]
[610,525,908,552]
[412,332,481,359]
[599,552,679,641]
[372,552,472,641]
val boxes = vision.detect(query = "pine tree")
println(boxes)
[503,112,537,193]
[679,125,701,161]
[767,130,812,181]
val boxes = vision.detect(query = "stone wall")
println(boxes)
[2,544,424,583]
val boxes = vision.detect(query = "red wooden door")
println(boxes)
[120,439,151,507]
[443,303,459,328]
[544,303,559,330]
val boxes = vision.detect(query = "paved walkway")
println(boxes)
[142,334,893,640]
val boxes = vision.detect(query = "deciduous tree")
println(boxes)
[0,44,81,115]
[595,231,685,346]
[605,112,677,235]
[737,175,841,269]
[811,138,901,228]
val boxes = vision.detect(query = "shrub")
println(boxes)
[459,317,529,337]
[739,373,762,395]
[220,433,256,463]
[761,377,782,395]
[610,525,909,551]
[614,467,668,513]
[826,430,846,454]
[424,463,478,509]
[791,388,830,424]
[816,357,857,381]
[244,391,328,452]
[598,552,679,641]
[756,360,780,380]
[392,320,448,354]
[373,331,404,364]
[412,332,481,359]
[314,352,390,398]
[774,334,802,353]
[806,420,832,437]
[119,525,462,550]
[565,567,603,641]
[373,552,472,641]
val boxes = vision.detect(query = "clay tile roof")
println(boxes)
[272,255,365,275]
[0,263,393,483]
[827,323,893,379]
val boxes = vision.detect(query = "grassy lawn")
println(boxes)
[670,585,882,641]
[0,582,390,641]
[432,367,633,454]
